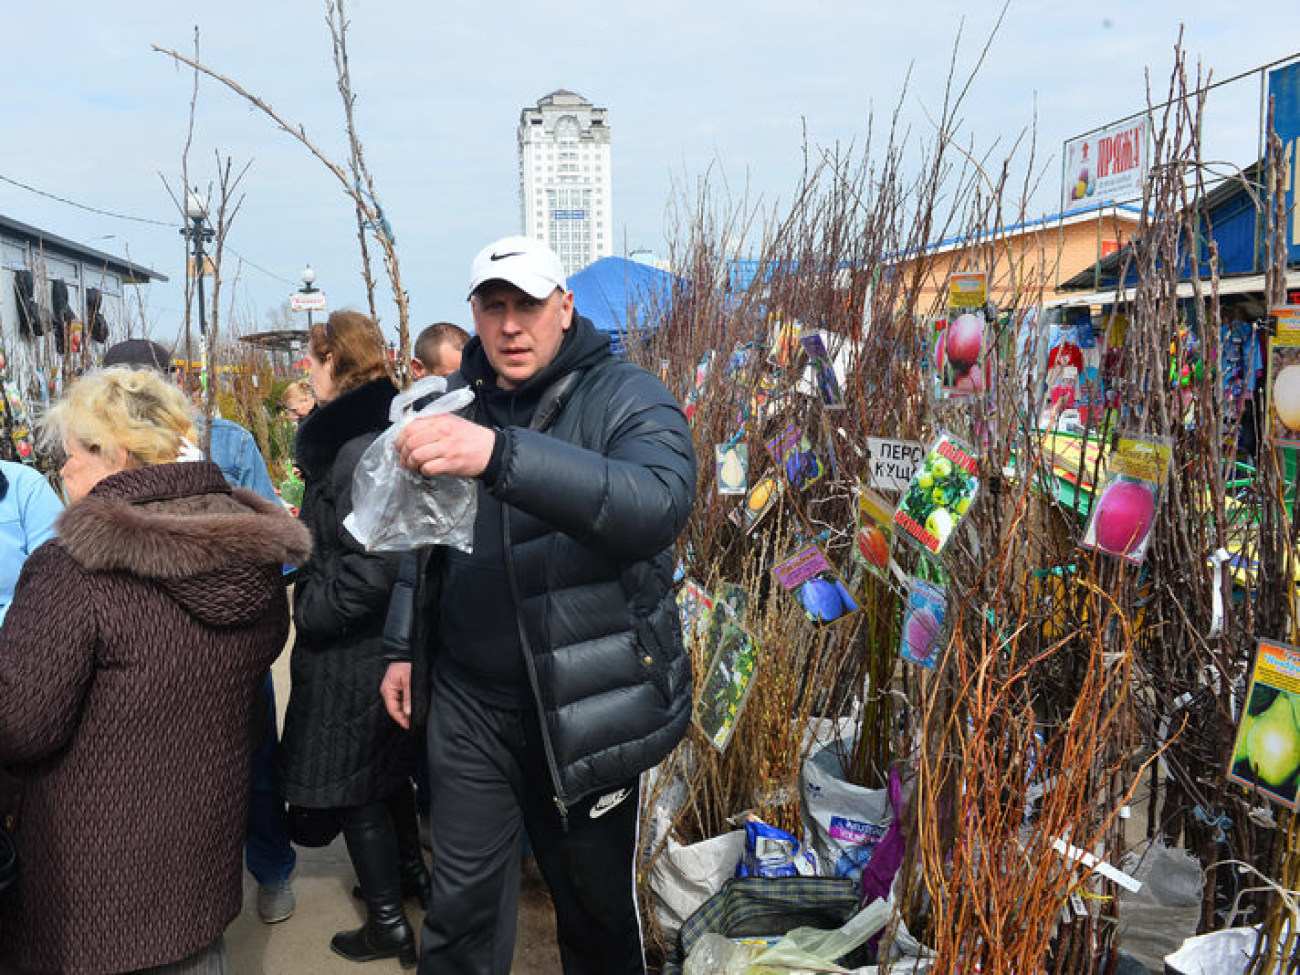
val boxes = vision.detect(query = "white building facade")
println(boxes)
[518,90,613,277]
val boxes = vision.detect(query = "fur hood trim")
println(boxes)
[58,462,312,578]
[294,378,397,480]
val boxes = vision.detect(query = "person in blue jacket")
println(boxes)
[102,340,298,925]
[0,460,62,627]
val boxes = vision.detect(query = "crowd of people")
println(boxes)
[0,235,697,975]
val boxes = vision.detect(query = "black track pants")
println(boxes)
[418,670,645,975]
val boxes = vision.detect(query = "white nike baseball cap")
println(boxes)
[467,235,567,300]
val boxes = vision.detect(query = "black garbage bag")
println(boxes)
[51,279,74,353]
[13,270,44,338]
[85,287,110,343]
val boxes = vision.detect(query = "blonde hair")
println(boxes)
[281,379,313,409]
[41,367,197,467]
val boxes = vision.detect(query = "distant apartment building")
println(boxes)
[518,90,613,277]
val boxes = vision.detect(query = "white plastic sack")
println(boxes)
[647,830,746,938]
[1164,926,1272,975]
[344,376,477,552]
[802,745,892,884]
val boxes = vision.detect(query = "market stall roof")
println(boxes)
[0,214,167,285]
[1047,268,1300,308]
[1057,161,1275,294]
[568,256,677,353]
[238,328,310,352]
[885,201,1142,264]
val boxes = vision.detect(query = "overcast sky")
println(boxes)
[0,1,1296,346]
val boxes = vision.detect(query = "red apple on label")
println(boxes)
[857,524,889,569]
[1094,480,1155,555]
[946,313,984,372]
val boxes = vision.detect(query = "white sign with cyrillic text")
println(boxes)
[866,437,924,493]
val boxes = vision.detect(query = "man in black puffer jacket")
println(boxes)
[381,236,696,974]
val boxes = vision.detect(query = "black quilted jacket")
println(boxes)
[278,377,416,808]
[407,322,697,811]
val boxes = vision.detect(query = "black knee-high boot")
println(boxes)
[351,784,431,909]
[388,783,431,911]
[333,802,417,968]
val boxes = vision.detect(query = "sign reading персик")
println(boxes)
[866,437,923,493]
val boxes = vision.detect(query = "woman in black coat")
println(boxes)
[278,310,424,967]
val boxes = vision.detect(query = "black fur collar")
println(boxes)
[295,377,397,479]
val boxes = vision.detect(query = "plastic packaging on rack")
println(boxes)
[344,376,477,553]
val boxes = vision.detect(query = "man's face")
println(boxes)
[471,281,573,389]
[412,342,463,380]
[433,343,464,377]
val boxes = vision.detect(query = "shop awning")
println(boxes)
[1046,269,1300,308]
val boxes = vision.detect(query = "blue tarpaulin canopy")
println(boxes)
[568,256,676,355]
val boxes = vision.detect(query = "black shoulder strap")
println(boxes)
[530,370,583,432]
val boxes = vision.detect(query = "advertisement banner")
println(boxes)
[1269,61,1300,264]
[1061,118,1149,210]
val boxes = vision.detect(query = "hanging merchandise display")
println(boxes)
[798,328,845,410]
[852,489,895,583]
[900,576,948,669]
[1227,639,1300,810]
[0,378,37,464]
[892,432,980,556]
[715,441,748,495]
[1266,306,1300,448]
[765,424,826,493]
[773,544,860,628]
[694,609,760,753]
[1079,432,1173,565]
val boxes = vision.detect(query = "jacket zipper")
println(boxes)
[500,464,571,831]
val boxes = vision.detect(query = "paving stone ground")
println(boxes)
[224,649,562,973]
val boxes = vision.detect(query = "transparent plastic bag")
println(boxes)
[683,933,755,975]
[343,376,477,552]
[747,897,891,972]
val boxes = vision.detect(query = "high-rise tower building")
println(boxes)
[518,90,612,277]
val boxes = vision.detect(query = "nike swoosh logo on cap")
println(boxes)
[490,251,524,261]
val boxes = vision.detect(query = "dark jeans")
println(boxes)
[419,670,645,975]
[245,672,295,885]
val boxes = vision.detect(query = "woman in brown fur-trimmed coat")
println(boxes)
[0,367,311,975]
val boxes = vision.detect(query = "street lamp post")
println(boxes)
[300,265,319,330]
[181,190,214,341]
[180,191,215,402]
